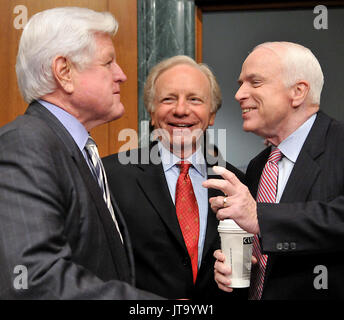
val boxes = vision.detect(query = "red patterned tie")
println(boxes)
[249,148,282,300]
[175,161,200,283]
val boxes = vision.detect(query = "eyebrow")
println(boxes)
[108,52,115,60]
[238,73,265,84]
[104,49,115,59]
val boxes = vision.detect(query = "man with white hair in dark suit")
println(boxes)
[0,6,162,299]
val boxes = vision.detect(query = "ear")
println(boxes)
[291,80,310,108]
[208,112,216,126]
[150,112,155,127]
[52,56,74,94]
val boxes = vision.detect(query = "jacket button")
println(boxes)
[290,242,296,250]
[276,243,283,250]
[283,242,289,250]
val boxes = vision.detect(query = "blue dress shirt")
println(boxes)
[38,99,92,167]
[275,113,317,202]
[158,142,208,268]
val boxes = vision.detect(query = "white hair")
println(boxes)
[16,7,118,103]
[254,41,324,104]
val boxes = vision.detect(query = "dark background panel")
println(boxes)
[202,6,344,171]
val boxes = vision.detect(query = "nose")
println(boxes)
[113,63,127,83]
[173,97,189,116]
[235,83,249,102]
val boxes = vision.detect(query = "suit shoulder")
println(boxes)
[0,114,60,149]
[103,148,141,164]
[327,116,344,136]
[314,110,344,139]
[1,113,50,133]
[102,148,144,175]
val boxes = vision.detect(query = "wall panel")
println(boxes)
[0,0,138,157]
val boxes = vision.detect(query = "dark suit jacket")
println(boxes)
[103,143,246,300]
[246,111,344,299]
[0,101,161,299]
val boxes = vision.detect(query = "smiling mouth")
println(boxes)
[169,123,194,128]
[242,107,256,114]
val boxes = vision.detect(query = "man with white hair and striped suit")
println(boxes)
[0,7,161,299]
[205,41,344,299]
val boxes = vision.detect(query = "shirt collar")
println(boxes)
[38,99,89,151]
[277,113,317,163]
[158,141,207,177]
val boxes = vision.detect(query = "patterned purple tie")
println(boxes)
[249,148,282,300]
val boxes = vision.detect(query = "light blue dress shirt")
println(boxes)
[38,99,90,162]
[275,113,317,203]
[158,142,208,268]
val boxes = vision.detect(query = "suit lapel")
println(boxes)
[280,111,329,202]
[280,152,320,202]
[25,101,79,156]
[25,101,132,283]
[75,153,132,282]
[134,145,222,256]
[247,147,271,198]
[134,146,245,268]
[248,110,330,203]
[200,165,223,264]
[110,193,136,284]
[135,159,188,252]
[264,112,330,286]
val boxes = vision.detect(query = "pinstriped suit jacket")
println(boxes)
[246,111,344,299]
[0,101,161,299]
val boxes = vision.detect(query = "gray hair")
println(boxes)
[16,7,118,103]
[254,41,324,104]
[144,55,222,113]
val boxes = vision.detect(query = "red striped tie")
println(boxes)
[249,148,282,300]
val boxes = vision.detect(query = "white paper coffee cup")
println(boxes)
[218,219,253,288]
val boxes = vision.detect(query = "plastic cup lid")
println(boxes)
[218,219,243,231]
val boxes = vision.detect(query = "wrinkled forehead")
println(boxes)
[240,46,284,78]
[157,63,206,82]
[94,33,115,54]
[156,64,211,91]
